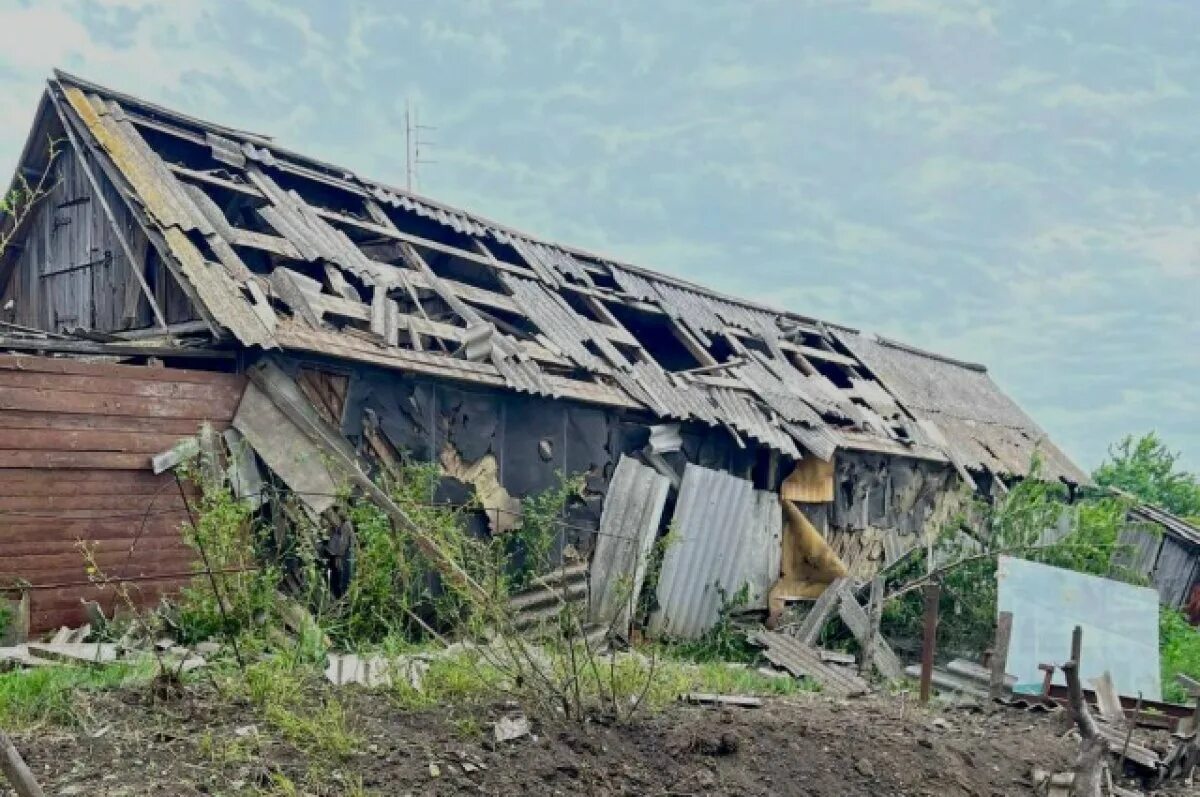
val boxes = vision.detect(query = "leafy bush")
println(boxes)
[173,464,280,644]
[882,468,1132,659]
[1160,606,1200,703]
[1095,432,1200,521]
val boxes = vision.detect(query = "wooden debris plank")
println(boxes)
[990,611,1013,699]
[793,577,847,646]
[1088,671,1126,728]
[681,693,764,708]
[837,583,904,680]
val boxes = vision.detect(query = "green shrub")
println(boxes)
[1160,606,1200,703]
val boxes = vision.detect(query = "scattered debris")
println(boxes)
[493,715,531,743]
[25,642,118,667]
[680,693,764,708]
[324,653,428,690]
[748,629,869,697]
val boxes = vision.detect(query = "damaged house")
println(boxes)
[0,72,1089,637]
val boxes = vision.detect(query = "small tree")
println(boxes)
[1094,432,1200,522]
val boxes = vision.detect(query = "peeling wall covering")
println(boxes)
[802,451,966,581]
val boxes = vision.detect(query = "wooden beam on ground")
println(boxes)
[793,577,846,646]
[0,729,45,797]
[838,582,904,680]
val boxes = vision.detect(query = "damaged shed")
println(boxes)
[0,71,1090,637]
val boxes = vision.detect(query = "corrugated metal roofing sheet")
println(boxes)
[610,266,660,302]
[500,275,608,372]
[1129,503,1200,548]
[512,238,594,287]
[588,456,671,632]
[748,630,869,697]
[40,72,1084,473]
[707,386,799,459]
[649,465,783,638]
[249,169,382,283]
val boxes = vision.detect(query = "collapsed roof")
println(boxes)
[0,70,1085,484]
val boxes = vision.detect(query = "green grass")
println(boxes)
[1160,606,1200,703]
[0,660,154,729]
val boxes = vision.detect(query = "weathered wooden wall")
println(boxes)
[0,142,196,333]
[0,354,243,632]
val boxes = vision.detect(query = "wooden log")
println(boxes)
[0,729,46,797]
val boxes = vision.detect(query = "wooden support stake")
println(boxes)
[860,576,884,678]
[1062,638,1105,797]
[919,580,940,705]
[989,611,1013,700]
[0,729,46,797]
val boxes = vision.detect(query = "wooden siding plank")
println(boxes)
[0,429,189,453]
[0,370,245,402]
[0,386,239,420]
[0,410,210,435]
[0,451,157,469]
[0,355,242,385]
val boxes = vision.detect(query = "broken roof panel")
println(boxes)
[835,331,1087,483]
[8,71,1084,480]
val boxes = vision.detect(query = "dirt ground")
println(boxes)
[7,680,1140,797]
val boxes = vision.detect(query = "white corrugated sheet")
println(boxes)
[649,464,783,638]
[588,456,671,634]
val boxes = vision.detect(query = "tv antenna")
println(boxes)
[405,100,437,191]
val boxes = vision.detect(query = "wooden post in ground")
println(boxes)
[1062,626,1104,797]
[918,580,941,704]
[0,729,45,797]
[989,611,1013,700]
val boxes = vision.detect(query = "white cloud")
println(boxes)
[878,74,951,104]
[865,0,997,32]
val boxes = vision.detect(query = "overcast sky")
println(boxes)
[1,0,1196,471]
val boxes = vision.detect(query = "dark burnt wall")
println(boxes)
[272,355,757,556]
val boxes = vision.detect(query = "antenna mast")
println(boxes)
[404,99,436,192]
